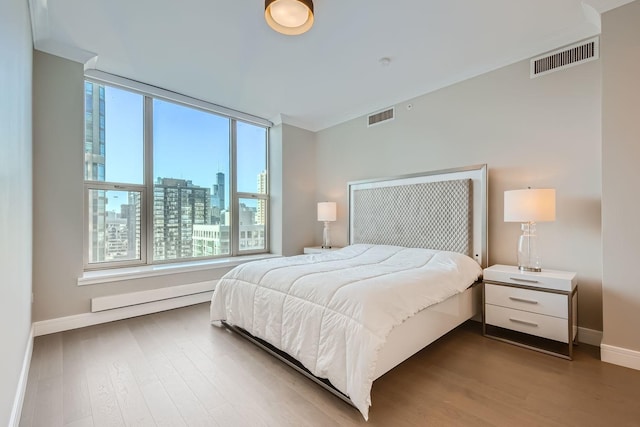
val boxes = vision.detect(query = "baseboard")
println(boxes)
[33,291,213,337]
[578,326,602,347]
[601,343,640,371]
[10,325,34,427]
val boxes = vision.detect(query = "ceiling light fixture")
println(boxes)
[265,0,314,35]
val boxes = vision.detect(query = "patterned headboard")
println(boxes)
[348,165,487,267]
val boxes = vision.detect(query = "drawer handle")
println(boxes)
[508,296,539,304]
[509,277,539,284]
[509,317,539,327]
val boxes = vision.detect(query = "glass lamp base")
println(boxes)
[517,222,542,272]
[321,221,332,249]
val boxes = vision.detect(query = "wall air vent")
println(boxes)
[530,37,599,78]
[367,107,395,127]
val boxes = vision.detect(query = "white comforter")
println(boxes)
[210,244,482,420]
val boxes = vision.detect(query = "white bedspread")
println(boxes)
[210,244,482,420]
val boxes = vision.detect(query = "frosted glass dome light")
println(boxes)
[265,0,314,35]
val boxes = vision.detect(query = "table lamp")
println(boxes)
[317,202,336,248]
[504,188,556,272]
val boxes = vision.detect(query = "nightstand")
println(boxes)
[303,246,342,254]
[482,264,578,359]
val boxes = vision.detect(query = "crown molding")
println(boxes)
[583,0,636,13]
[28,0,98,64]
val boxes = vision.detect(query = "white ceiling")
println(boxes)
[29,0,632,132]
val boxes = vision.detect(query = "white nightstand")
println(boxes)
[482,264,578,360]
[303,246,342,254]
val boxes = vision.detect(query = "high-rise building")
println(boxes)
[193,201,265,257]
[237,202,264,251]
[256,170,267,225]
[84,81,107,262]
[153,178,211,260]
[192,224,230,256]
[211,172,226,224]
[237,202,255,226]
[105,211,128,259]
[120,192,141,260]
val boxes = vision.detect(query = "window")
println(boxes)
[235,121,268,254]
[83,78,269,269]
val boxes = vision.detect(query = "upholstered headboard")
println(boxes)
[348,164,488,267]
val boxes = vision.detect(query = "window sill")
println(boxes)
[78,253,281,286]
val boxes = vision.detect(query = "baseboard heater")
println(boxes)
[91,280,217,312]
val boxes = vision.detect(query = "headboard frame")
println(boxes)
[348,164,488,267]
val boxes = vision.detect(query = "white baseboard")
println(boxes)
[578,326,602,347]
[10,325,34,427]
[601,343,640,371]
[33,291,213,337]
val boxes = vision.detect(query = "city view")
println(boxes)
[85,81,267,265]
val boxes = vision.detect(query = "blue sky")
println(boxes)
[102,85,267,209]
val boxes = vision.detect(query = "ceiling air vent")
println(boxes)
[530,37,599,78]
[367,107,395,127]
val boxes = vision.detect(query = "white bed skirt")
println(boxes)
[374,283,481,379]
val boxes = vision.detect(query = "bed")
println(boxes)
[210,164,488,420]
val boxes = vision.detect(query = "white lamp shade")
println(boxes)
[504,189,556,222]
[317,202,336,222]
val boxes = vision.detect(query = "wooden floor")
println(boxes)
[20,303,640,427]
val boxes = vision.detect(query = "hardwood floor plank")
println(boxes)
[62,369,92,426]
[174,341,285,425]
[64,416,94,427]
[140,380,187,427]
[107,360,156,426]
[62,331,92,424]
[127,313,221,426]
[120,318,164,388]
[91,321,160,426]
[81,337,125,427]
[204,402,262,427]
[32,375,64,427]
[84,367,124,427]
[159,350,227,416]
[37,333,63,380]
[139,311,265,426]
[153,368,221,427]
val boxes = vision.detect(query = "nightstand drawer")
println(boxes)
[483,265,576,292]
[485,305,569,343]
[485,283,568,318]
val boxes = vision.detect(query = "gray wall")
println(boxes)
[316,54,603,331]
[0,0,33,423]
[601,1,640,354]
[269,123,317,256]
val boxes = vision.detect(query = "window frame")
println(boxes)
[231,119,270,256]
[83,182,148,268]
[83,73,271,271]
